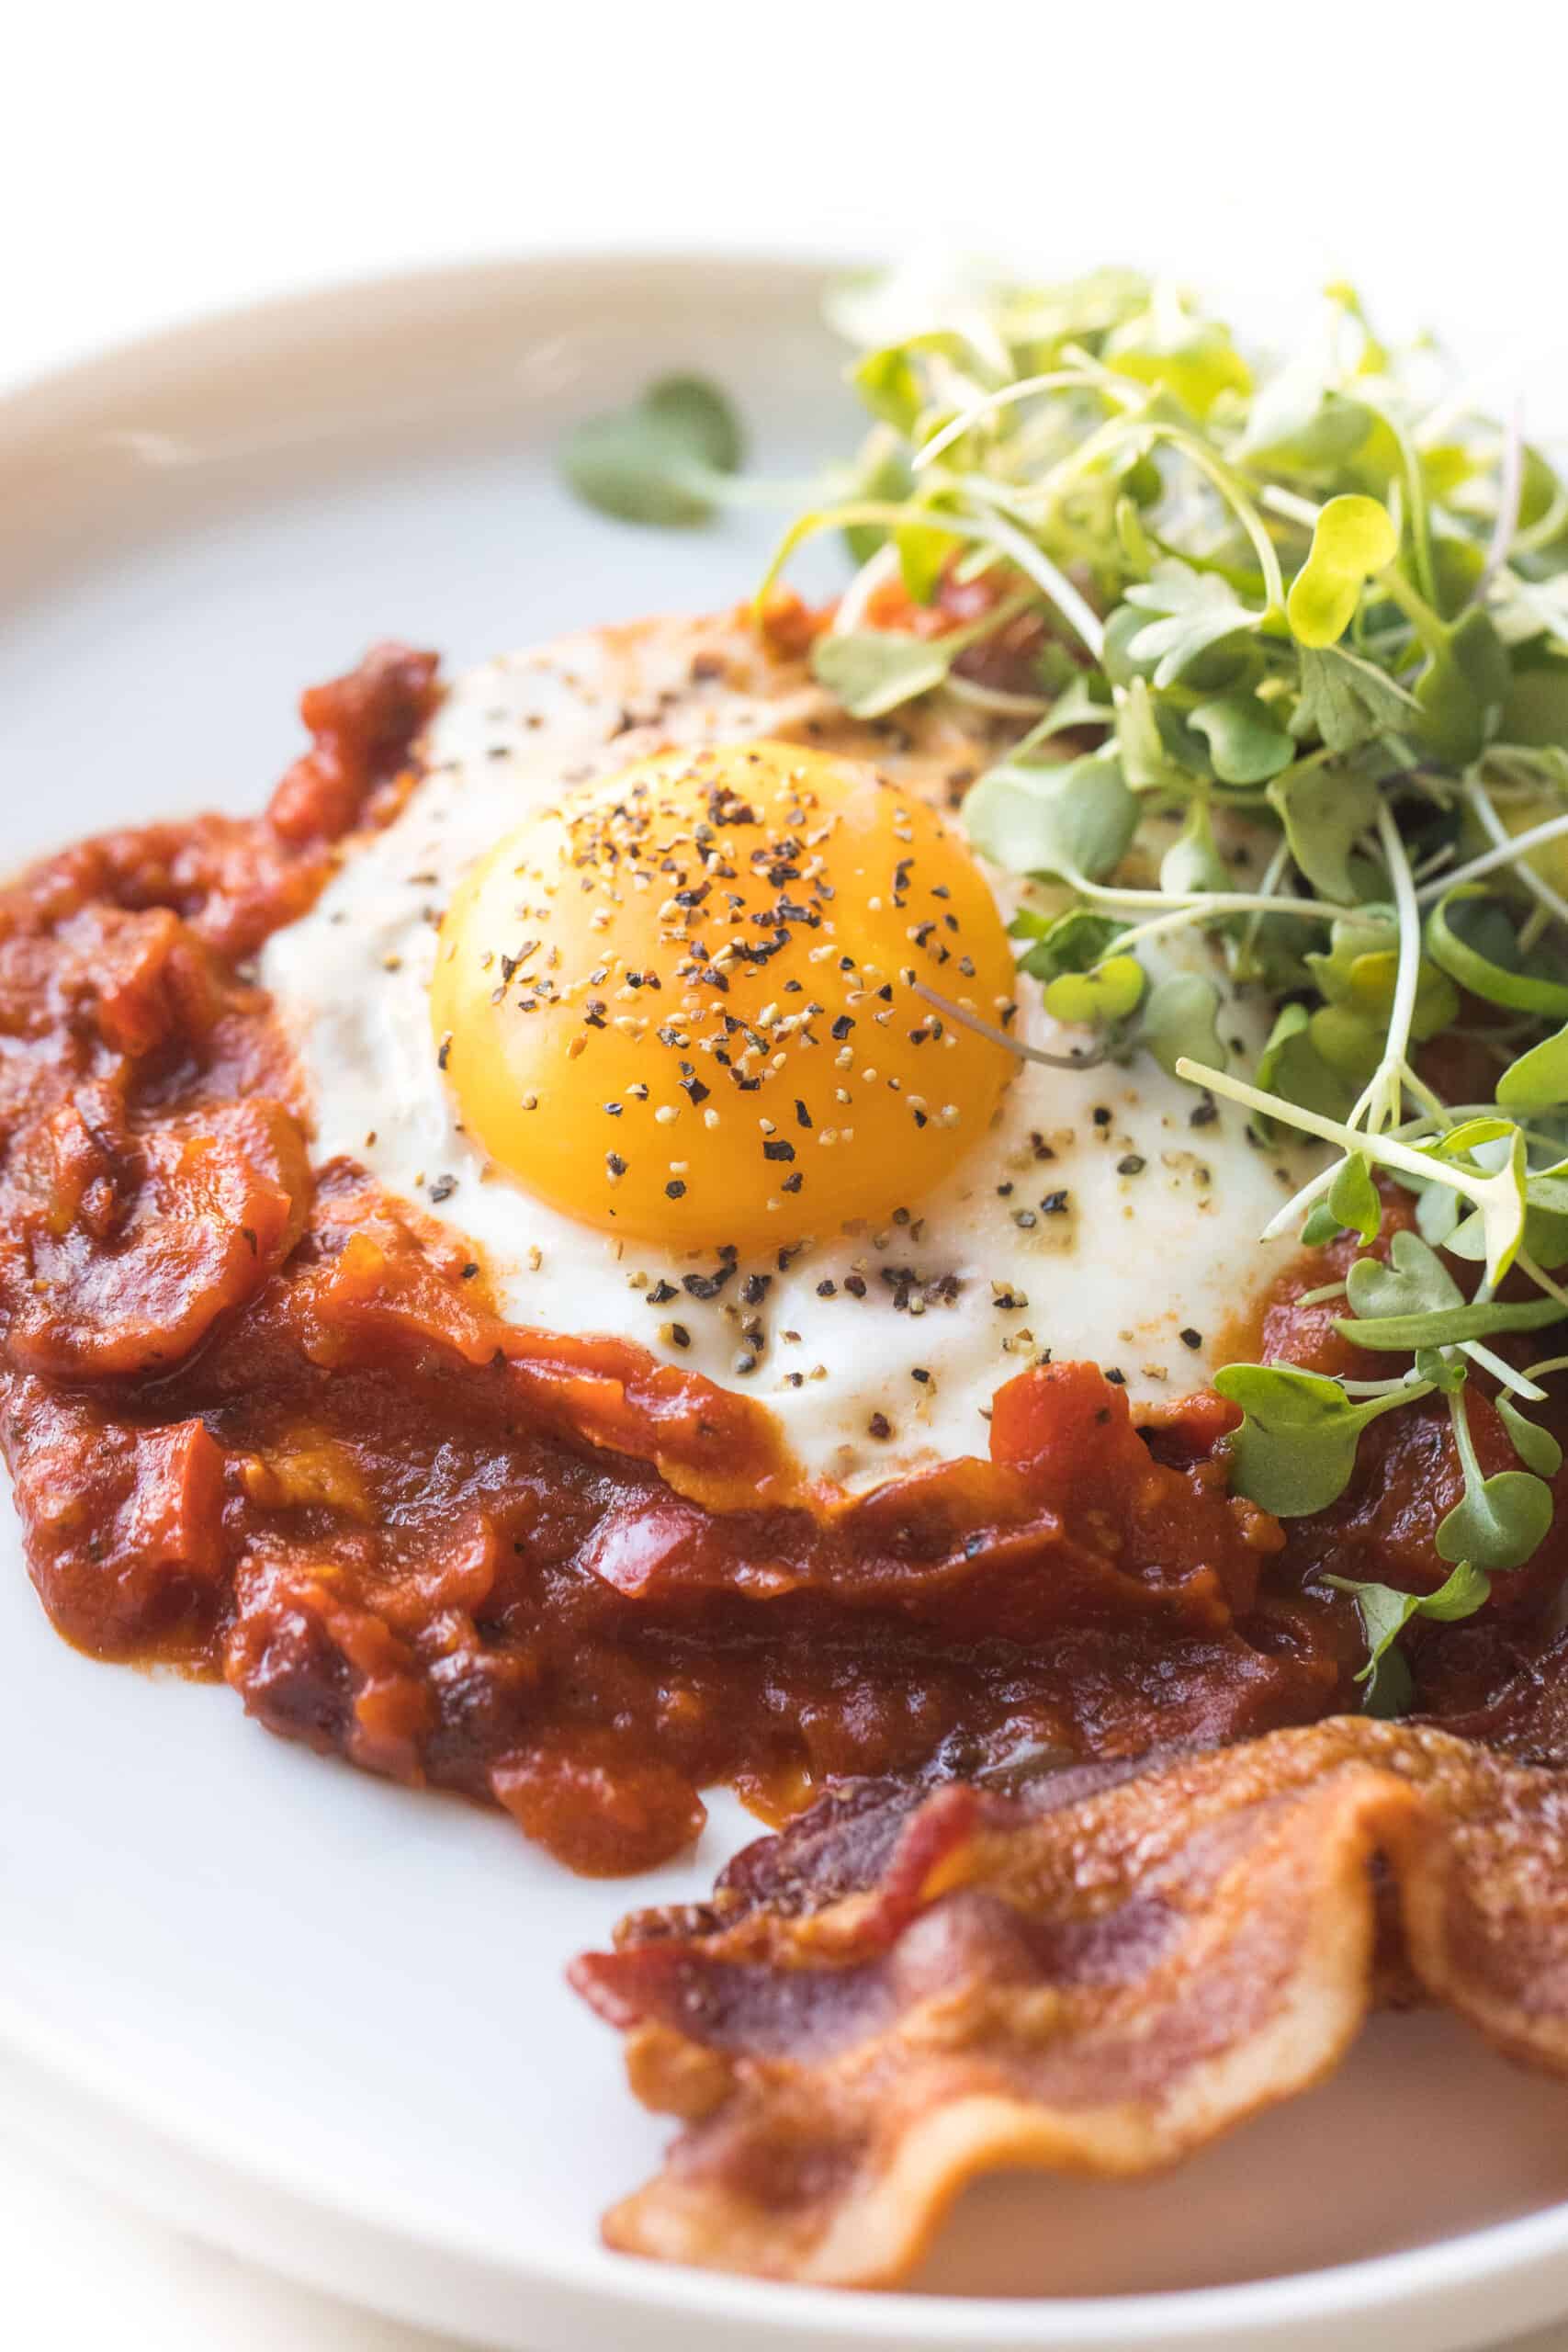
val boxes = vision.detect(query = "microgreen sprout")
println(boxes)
[562,377,747,526]
[1325,1560,1492,1716]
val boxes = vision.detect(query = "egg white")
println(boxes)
[261,615,1321,1491]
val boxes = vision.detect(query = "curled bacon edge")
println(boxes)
[570,1716,1568,2287]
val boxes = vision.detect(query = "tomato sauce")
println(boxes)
[0,647,1549,1875]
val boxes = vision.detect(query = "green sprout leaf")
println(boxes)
[1498,1022,1568,1113]
[562,375,742,526]
[1285,494,1399,649]
[1189,693,1295,786]
[1337,1295,1563,1353]
[1306,914,1460,1049]
[1337,1230,1557,1351]
[896,519,957,604]
[1325,1558,1492,1718]
[1327,1154,1382,1245]
[1302,1199,1345,1248]
[1159,799,1233,898]
[852,330,1000,433]
[1213,1362,1411,1516]
[1254,1001,1354,1125]
[1517,1159,1568,1272]
[1437,1473,1552,1571]
[1012,906,1125,982]
[852,344,929,435]
[1102,304,1252,419]
[1115,677,1205,793]
[1237,378,1374,470]
[1416,1181,1465,1250]
[1401,1555,1490,1616]
[1413,606,1510,765]
[1043,956,1145,1027]
[1290,645,1421,756]
[964,748,1137,887]
[1437,1386,1552,1571]
[1138,972,1226,1079]
[810,630,953,718]
[1409,1556,1495,1620]
[1122,560,1259,688]
[1414,1346,1470,1395]
[1343,1229,1461,1323]
[1267,764,1379,903]
[1026,670,1114,741]
[1496,1398,1564,1479]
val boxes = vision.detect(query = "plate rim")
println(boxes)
[3,243,1567,2352]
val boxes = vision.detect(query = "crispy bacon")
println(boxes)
[571,1717,1568,2286]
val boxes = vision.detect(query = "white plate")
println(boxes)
[5,252,1568,2352]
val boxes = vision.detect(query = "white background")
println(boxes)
[4,3,1567,2345]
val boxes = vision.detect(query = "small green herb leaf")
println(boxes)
[1416,1181,1465,1250]
[1302,1199,1344,1247]
[1027,670,1114,741]
[1306,914,1460,1051]
[1115,678,1204,792]
[1336,1227,1562,1349]
[1414,607,1510,765]
[1498,1023,1568,1113]
[1414,1346,1470,1395]
[1325,1558,1491,1717]
[1255,1001,1354,1126]
[1285,494,1399,649]
[1043,956,1145,1027]
[562,375,742,526]
[1213,1363,1398,1516]
[810,630,953,718]
[964,749,1137,887]
[1012,906,1126,982]
[1122,561,1258,688]
[1336,1295,1563,1353]
[1496,1398,1564,1478]
[1139,972,1226,1079]
[1291,645,1421,755]
[1238,379,1374,470]
[1437,1466,1552,1572]
[1189,693,1295,786]
[896,519,957,604]
[1103,305,1252,419]
[1327,1154,1382,1245]
[1267,763,1379,903]
[1344,1230,1461,1323]
[1159,799,1233,898]
[852,331,999,433]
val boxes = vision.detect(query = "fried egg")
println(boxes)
[261,614,1319,1490]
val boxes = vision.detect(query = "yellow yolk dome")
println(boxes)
[431,740,1019,1250]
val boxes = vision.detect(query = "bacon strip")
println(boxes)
[570,1718,1568,2286]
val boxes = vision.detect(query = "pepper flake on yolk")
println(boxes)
[431,741,1019,1250]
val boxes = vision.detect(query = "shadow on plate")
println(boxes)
[909,2010,1568,2297]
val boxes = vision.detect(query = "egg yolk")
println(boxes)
[431,741,1019,1250]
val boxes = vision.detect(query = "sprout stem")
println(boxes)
[1415,810,1568,904]
[1462,775,1568,932]
[913,982,1105,1070]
